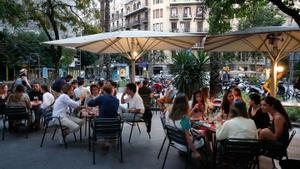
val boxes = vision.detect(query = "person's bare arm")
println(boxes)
[121,92,126,104]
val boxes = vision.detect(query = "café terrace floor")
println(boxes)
[0,112,299,169]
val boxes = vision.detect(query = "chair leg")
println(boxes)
[161,143,170,169]
[73,132,77,142]
[137,123,141,134]
[128,123,134,143]
[119,134,123,163]
[79,127,82,141]
[185,152,191,169]
[40,124,48,147]
[52,128,57,140]
[93,136,96,164]
[88,122,91,151]
[2,118,6,140]
[60,127,67,149]
[84,117,87,136]
[25,119,29,139]
[157,136,167,159]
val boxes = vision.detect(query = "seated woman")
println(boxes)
[200,86,213,115]
[248,93,270,129]
[217,90,234,120]
[81,84,100,117]
[165,93,204,159]
[40,84,55,109]
[259,96,291,154]
[0,83,9,115]
[6,85,31,131]
[190,90,206,121]
[232,87,244,102]
[216,100,258,141]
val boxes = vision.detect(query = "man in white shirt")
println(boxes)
[120,83,145,121]
[40,84,55,109]
[74,78,89,99]
[52,84,85,139]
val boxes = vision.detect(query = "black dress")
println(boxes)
[248,107,270,129]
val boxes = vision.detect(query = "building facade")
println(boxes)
[109,0,209,76]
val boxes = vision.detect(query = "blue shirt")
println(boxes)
[88,94,119,118]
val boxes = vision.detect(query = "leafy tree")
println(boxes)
[206,0,300,27]
[1,31,54,68]
[0,0,26,28]
[205,0,287,97]
[239,3,285,30]
[172,50,209,99]
[0,0,102,77]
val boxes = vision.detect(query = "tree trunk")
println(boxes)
[102,0,111,80]
[209,52,222,98]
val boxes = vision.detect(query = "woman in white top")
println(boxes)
[40,84,55,109]
[216,100,258,141]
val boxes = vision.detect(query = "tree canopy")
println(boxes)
[0,0,102,77]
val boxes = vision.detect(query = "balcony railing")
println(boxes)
[125,6,148,17]
[169,14,179,19]
[125,18,148,28]
[170,0,204,5]
[194,13,204,19]
[182,14,192,19]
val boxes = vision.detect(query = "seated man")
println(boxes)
[28,82,43,130]
[138,80,153,133]
[120,83,145,121]
[88,84,120,151]
[88,85,119,118]
[52,84,85,142]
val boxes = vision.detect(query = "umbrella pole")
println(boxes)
[131,60,136,83]
[270,61,277,97]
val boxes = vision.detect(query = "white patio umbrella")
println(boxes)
[205,26,300,96]
[43,30,205,82]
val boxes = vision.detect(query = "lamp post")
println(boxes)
[30,53,41,79]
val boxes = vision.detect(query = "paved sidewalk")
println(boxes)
[0,113,299,169]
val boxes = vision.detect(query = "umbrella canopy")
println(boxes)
[205,26,300,96]
[44,30,205,81]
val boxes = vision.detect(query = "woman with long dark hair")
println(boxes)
[259,96,291,144]
[167,93,204,159]
[248,93,270,129]
[190,90,206,120]
[219,90,234,119]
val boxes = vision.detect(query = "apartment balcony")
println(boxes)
[170,28,179,32]
[125,6,148,17]
[194,13,204,20]
[182,14,192,20]
[125,19,148,28]
[169,14,179,20]
[170,0,204,5]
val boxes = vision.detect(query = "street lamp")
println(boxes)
[30,53,41,79]
[275,65,284,73]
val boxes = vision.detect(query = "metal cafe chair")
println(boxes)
[222,138,261,169]
[2,106,30,140]
[40,107,77,149]
[90,117,123,164]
